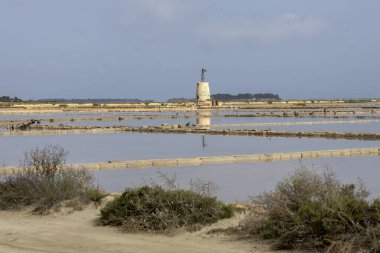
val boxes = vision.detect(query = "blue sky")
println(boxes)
[0,0,379,100]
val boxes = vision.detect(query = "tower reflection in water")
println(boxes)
[196,111,211,149]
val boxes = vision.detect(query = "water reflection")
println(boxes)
[196,111,211,149]
[201,135,207,148]
[196,111,211,129]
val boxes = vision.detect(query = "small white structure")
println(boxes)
[196,68,211,105]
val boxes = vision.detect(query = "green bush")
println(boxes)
[242,167,380,252]
[0,145,106,213]
[99,186,234,232]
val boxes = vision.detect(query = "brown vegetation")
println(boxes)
[241,167,380,252]
[0,145,106,213]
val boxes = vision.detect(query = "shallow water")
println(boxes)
[94,156,380,202]
[47,116,376,128]
[214,122,380,133]
[0,111,181,120]
[1,110,379,203]
[260,123,380,133]
[0,132,378,166]
[2,108,378,121]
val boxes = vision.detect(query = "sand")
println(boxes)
[0,206,295,253]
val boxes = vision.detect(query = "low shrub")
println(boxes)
[0,145,106,213]
[99,185,234,232]
[242,167,380,252]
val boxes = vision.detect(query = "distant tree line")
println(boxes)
[166,97,195,103]
[166,93,281,102]
[0,96,22,102]
[1,94,280,103]
[211,93,280,101]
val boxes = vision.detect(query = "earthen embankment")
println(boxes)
[1,147,379,175]
[1,124,379,141]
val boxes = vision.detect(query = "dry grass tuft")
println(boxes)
[241,167,380,252]
[0,145,107,213]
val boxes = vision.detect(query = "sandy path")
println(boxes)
[0,207,292,253]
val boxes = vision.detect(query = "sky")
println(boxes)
[0,0,379,101]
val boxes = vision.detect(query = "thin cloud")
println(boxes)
[120,0,183,25]
[119,0,188,29]
[139,0,180,20]
[200,13,327,46]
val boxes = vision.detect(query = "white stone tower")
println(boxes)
[196,68,211,104]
